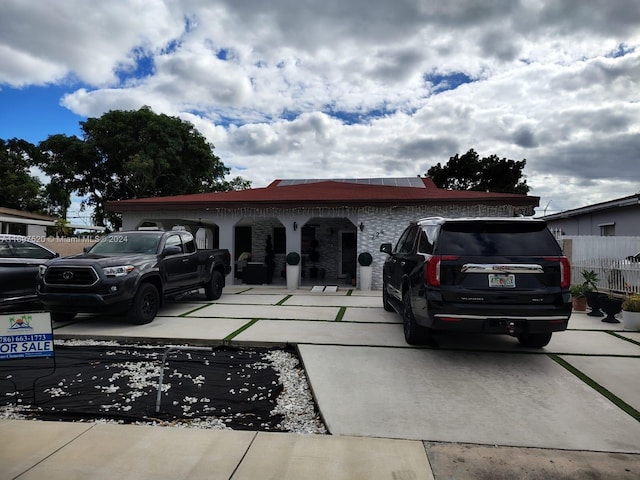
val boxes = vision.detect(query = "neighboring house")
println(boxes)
[541,193,640,237]
[0,206,106,256]
[0,207,56,237]
[106,177,539,289]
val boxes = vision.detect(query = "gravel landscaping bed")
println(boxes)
[0,340,326,434]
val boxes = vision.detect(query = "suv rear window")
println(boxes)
[435,221,560,256]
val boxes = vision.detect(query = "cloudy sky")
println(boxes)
[1,0,639,218]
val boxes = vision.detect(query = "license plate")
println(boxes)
[488,274,516,288]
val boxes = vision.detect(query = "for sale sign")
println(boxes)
[0,312,54,360]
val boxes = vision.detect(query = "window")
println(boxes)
[11,241,55,259]
[182,233,196,253]
[599,223,615,236]
[165,234,183,252]
[398,226,418,254]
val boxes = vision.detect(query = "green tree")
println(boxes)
[0,138,47,212]
[38,106,250,229]
[426,149,530,195]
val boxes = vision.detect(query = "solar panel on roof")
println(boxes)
[278,177,425,188]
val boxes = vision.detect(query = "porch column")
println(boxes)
[283,215,309,288]
[216,217,235,284]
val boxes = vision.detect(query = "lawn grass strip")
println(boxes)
[276,295,292,306]
[224,318,260,341]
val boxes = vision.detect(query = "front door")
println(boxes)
[339,231,357,280]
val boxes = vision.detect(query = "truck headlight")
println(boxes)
[39,265,48,276]
[103,265,135,277]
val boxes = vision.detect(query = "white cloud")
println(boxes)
[2,0,640,213]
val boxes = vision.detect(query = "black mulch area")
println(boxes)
[0,344,291,431]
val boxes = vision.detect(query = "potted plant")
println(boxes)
[581,270,604,317]
[285,252,301,290]
[600,294,623,323]
[570,284,589,311]
[622,294,640,331]
[357,252,373,291]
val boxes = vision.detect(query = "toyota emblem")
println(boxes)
[62,271,74,280]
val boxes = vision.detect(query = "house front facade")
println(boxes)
[107,177,539,290]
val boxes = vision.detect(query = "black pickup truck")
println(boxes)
[36,230,231,324]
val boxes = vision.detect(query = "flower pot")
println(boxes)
[286,264,300,290]
[359,265,372,291]
[622,310,640,331]
[572,296,587,312]
[600,297,622,324]
[585,291,605,317]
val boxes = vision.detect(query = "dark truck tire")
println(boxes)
[403,290,429,345]
[382,283,394,312]
[129,283,160,325]
[205,270,224,301]
[517,332,552,348]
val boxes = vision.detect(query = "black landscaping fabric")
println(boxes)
[0,344,287,430]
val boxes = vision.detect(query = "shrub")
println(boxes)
[285,252,301,266]
[358,252,373,266]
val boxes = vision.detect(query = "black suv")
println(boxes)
[380,217,572,347]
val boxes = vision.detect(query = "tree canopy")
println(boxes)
[0,138,47,212]
[426,149,530,195]
[38,106,249,229]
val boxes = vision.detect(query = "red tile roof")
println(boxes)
[106,178,539,211]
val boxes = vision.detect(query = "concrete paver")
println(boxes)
[5,422,255,480]
[298,344,640,452]
[341,306,401,323]
[233,319,409,347]
[232,432,435,480]
[282,294,382,308]
[189,303,341,321]
[211,293,289,305]
[0,420,94,480]
[55,316,251,343]
[567,312,625,330]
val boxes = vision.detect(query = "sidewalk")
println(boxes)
[2,286,640,479]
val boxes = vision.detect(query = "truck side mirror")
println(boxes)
[163,245,182,256]
[380,243,392,254]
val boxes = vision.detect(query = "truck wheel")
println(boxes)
[205,270,224,300]
[402,290,428,345]
[382,282,394,312]
[129,283,159,325]
[517,332,552,348]
[50,312,76,323]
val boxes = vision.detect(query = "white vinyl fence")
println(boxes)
[562,236,640,294]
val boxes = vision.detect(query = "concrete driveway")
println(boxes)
[5,285,639,479]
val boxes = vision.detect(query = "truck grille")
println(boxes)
[44,266,99,287]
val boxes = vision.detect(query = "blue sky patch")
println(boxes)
[116,48,155,84]
[0,85,84,144]
[425,72,474,93]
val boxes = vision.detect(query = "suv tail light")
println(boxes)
[545,256,571,289]
[425,255,459,286]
